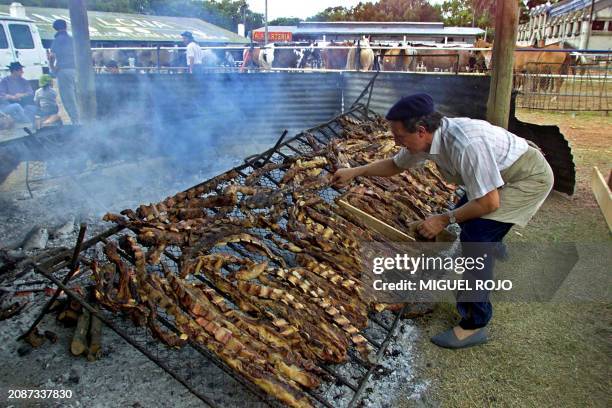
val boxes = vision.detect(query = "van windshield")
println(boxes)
[0,26,8,49]
[9,24,34,49]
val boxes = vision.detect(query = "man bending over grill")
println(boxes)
[332,93,554,349]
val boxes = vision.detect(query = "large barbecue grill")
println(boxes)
[22,102,436,408]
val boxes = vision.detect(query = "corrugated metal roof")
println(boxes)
[0,5,249,44]
[548,0,591,17]
[535,0,610,17]
[294,26,484,37]
[301,21,444,29]
[253,22,483,37]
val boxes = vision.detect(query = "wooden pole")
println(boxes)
[68,0,96,122]
[486,0,519,129]
[264,0,268,45]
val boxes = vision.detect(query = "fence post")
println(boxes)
[486,0,519,129]
[68,0,97,123]
[156,45,161,73]
[356,40,361,71]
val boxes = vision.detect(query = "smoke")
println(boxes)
[8,71,343,221]
[1,70,490,228]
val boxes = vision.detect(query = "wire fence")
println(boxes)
[514,57,612,112]
[89,44,612,112]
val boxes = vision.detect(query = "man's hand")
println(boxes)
[331,167,361,186]
[417,214,449,239]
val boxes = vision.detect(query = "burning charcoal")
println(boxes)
[0,249,26,262]
[0,301,27,321]
[21,226,48,251]
[68,368,80,384]
[52,217,75,238]
[24,328,46,348]
[44,330,59,343]
[17,344,33,357]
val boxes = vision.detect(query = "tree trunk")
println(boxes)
[486,0,519,129]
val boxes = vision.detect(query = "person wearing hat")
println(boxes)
[49,19,79,124]
[181,31,204,74]
[332,93,554,349]
[34,74,61,128]
[0,61,36,123]
[104,60,120,74]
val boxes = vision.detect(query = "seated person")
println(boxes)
[34,74,62,128]
[105,60,120,74]
[0,111,15,130]
[0,62,36,123]
[0,101,30,124]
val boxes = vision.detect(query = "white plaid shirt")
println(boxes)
[393,117,528,199]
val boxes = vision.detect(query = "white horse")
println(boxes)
[346,36,375,71]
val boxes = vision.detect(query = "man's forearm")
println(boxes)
[447,190,500,224]
[356,158,403,178]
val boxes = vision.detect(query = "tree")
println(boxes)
[269,17,301,26]
[352,0,442,22]
[439,0,496,28]
[306,6,352,22]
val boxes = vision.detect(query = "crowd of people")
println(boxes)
[0,19,77,131]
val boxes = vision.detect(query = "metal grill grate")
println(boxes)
[26,104,409,408]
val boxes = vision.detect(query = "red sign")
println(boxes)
[253,31,292,42]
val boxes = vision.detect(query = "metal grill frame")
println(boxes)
[22,103,411,408]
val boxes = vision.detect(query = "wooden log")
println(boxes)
[71,308,90,356]
[591,167,612,231]
[87,311,102,362]
[486,0,519,129]
[57,309,79,326]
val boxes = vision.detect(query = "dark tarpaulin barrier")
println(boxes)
[509,93,576,195]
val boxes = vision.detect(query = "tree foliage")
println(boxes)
[269,17,301,26]
[352,0,441,22]
[438,0,496,28]
[306,6,353,22]
[307,0,442,22]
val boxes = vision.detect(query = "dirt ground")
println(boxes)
[397,110,611,407]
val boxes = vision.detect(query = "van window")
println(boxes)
[9,24,34,49]
[0,26,8,49]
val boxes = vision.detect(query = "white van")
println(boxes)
[0,14,48,80]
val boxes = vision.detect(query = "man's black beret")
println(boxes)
[385,93,434,121]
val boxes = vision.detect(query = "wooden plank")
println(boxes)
[337,199,416,242]
[591,167,612,231]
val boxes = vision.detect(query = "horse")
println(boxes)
[412,46,472,73]
[241,44,275,71]
[475,39,572,93]
[381,44,417,71]
[321,41,350,70]
[346,37,375,71]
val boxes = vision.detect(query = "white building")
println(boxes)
[517,0,612,49]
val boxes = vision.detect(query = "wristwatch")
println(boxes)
[447,211,457,225]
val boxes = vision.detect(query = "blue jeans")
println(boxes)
[455,195,513,329]
[56,68,79,124]
[1,102,32,123]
